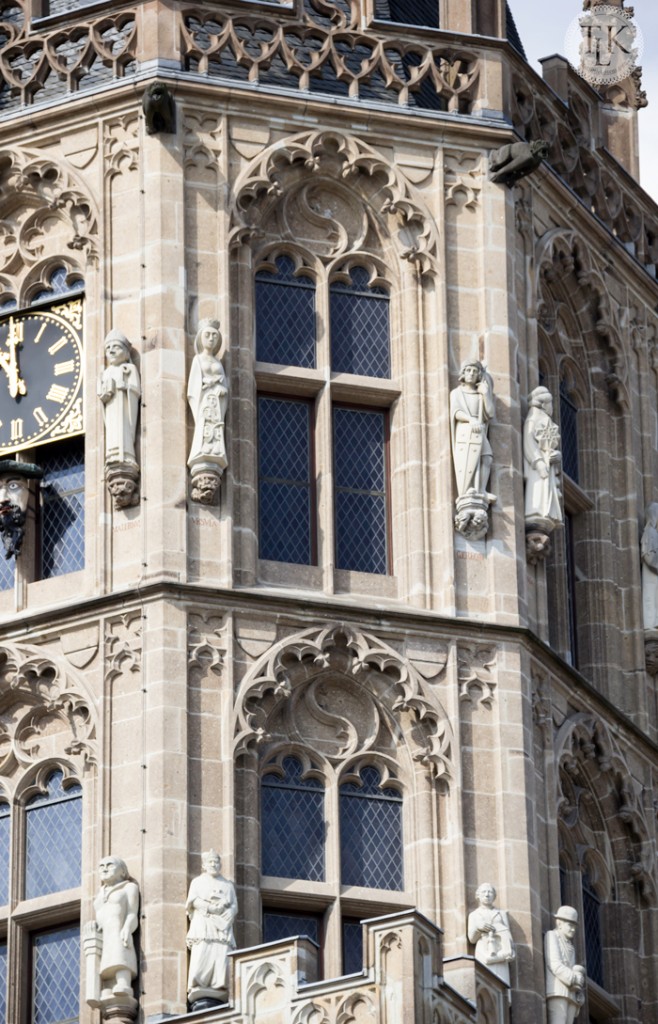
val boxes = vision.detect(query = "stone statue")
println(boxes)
[0,460,42,559]
[490,140,549,187]
[142,81,176,135]
[187,319,228,505]
[467,882,515,985]
[524,386,563,563]
[83,856,140,1017]
[641,503,658,631]
[450,360,496,540]
[98,330,141,509]
[186,849,237,1009]
[544,907,586,1024]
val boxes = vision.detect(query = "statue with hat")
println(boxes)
[545,906,586,1023]
[185,849,237,1009]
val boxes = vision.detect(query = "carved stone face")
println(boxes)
[555,918,576,941]
[202,853,222,877]
[461,364,481,386]
[105,340,129,366]
[99,857,125,886]
[0,474,29,513]
[200,326,220,353]
[476,884,496,906]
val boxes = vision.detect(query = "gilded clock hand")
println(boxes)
[0,318,27,399]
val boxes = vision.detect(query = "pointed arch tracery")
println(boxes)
[230,129,439,278]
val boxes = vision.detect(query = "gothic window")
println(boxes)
[39,439,86,579]
[560,379,579,483]
[582,873,604,988]
[0,768,82,1022]
[256,256,393,578]
[261,756,325,881]
[339,765,403,889]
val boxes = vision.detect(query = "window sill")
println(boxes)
[587,978,620,1019]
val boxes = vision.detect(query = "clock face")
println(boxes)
[0,299,84,456]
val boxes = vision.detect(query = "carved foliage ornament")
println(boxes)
[0,149,98,290]
[555,712,656,902]
[230,130,439,276]
[0,642,96,780]
[104,613,142,684]
[233,624,453,782]
[457,643,497,708]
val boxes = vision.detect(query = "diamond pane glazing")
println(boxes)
[263,911,320,946]
[334,408,387,574]
[259,398,313,564]
[256,257,316,368]
[26,773,82,899]
[0,941,6,1023]
[30,267,84,305]
[582,878,604,987]
[262,758,325,880]
[560,382,579,482]
[330,267,390,378]
[0,556,14,592]
[32,925,80,1024]
[0,802,9,905]
[340,768,403,890]
[41,442,85,579]
[342,918,363,975]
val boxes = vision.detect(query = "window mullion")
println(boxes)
[324,770,341,978]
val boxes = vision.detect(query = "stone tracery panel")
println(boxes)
[233,623,453,783]
[230,129,439,277]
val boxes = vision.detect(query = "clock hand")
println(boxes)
[0,319,27,399]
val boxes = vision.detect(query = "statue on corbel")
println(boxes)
[450,360,496,541]
[641,503,658,674]
[0,460,43,560]
[98,330,141,510]
[467,882,515,986]
[187,319,228,505]
[523,386,563,564]
[83,855,140,1022]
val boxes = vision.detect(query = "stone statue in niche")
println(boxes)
[83,856,140,1019]
[641,503,658,631]
[187,319,228,505]
[467,882,515,985]
[186,849,238,1010]
[0,460,42,559]
[544,907,586,1024]
[490,140,549,187]
[142,81,176,135]
[98,330,141,510]
[450,360,496,540]
[524,385,563,564]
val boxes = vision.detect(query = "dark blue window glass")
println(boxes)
[340,766,403,890]
[330,267,390,378]
[342,918,363,975]
[258,397,313,564]
[41,440,85,579]
[30,267,84,306]
[256,256,316,368]
[32,924,80,1024]
[583,875,604,988]
[333,407,388,574]
[26,771,82,900]
[0,556,13,592]
[263,910,321,947]
[262,757,325,881]
[0,940,6,1023]
[560,380,579,482]
[0,801,9,905]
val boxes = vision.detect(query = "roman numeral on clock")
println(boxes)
[54,360,75,376]
[33,407,48,427]
[46,383,69,403]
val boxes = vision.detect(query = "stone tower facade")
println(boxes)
[0,1,656,1023]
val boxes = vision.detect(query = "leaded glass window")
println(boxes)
[340,766,403,890]
[560,380,579,482]
[342,917,363,975]
[582,874,604,988]
[333,407,388,574]
[263,909,321,946]
[40,440,85,579]
[256,256,316,368]
[258,397,314,564]
[330,267,390,378]
[25,771,82,900]
[0,801,9,905]
[30,266,84,307]
[261,757,325,881]
[32,924,80,1024]
[0,556,14,592]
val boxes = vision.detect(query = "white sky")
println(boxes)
[508,0,658,204]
